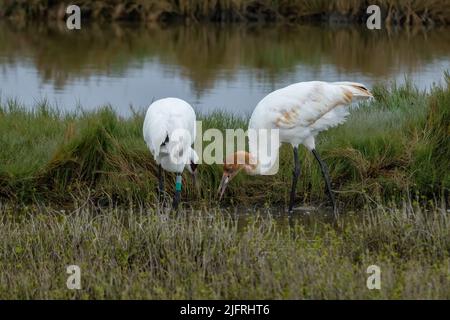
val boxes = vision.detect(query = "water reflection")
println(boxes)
[0,21,449,116]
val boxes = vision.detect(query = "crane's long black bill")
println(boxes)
[172,174,182,210]
[288,147,301,213]
[312,149,337,216]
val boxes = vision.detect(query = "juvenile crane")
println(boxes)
[143,98,199,209]
[217,81,373,214]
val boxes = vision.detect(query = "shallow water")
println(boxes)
[225,205,339,232]
[1,22,449,116]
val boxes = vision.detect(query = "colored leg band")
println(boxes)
[175,175,182,191]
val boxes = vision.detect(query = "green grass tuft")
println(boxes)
[0,77,449,208]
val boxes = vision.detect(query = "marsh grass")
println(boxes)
[0,77,449,299]
[2,0,450,25]
[0,77,449,208]
[0,201,448,299]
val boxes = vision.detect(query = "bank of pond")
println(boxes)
[0,77,449,208]
[2,0,450,26]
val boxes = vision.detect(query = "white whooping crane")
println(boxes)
[217,81,373,215]
[143,98,199,209]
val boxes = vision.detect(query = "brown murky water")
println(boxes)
[1,21,449,116]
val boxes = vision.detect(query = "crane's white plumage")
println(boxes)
[248,81,373,173]
[143,97,198,174]
[218,80,373,214]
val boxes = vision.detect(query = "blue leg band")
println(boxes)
[175,175,182,191]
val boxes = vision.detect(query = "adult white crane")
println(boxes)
[143,97,199,209]
[217,81,373,214]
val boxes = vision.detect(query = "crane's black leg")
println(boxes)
[172,174,182,210]
[288,146,301,213]
[158,165,164,202]
[311,149,337,216]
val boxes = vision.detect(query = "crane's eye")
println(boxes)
[190,162,198,172]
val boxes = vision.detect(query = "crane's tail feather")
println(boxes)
[333,82,373,101]
[307,81,372,133]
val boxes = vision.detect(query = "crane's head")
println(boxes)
[217,151,256,201]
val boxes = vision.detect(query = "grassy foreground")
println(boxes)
[0,77,449,208]
[2,0,450,25]
[0,77,449,299]
[0,202,448,299]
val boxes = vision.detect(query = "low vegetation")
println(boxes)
[2,0,450,25]
[0,72,449,300]
[0,201,448,299]
[0,76,449,209]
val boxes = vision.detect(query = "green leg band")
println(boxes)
[175,175,182,191]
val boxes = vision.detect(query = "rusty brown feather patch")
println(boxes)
[343,89,353,103]
[275,109,300,128]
